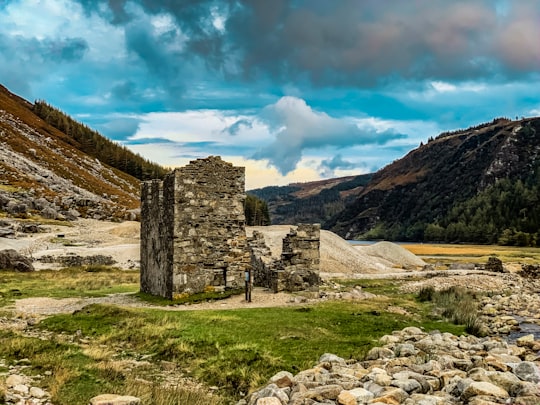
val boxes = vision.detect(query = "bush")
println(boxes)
[417,286,485,336]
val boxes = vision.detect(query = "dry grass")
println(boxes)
[402,243,540,264]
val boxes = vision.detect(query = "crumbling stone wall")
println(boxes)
[140,179,172,297]
[248,230,274,288]
[248,224,321,293]
[276,224,320,292]
[140,156,250,299]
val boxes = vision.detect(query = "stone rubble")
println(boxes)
[1,359,53,405]
[240,327,540,405]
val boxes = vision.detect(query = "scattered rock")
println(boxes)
[0,249,34,272]
[241,328,540,405]
[485,257,504,273]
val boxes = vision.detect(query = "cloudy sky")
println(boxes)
[1,0,539,189]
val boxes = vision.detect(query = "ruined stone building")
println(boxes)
[140,156,250,299]
[140,156,320,299]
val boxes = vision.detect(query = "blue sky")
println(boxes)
[1,0,539,189]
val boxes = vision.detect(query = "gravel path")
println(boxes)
[12,288,304,316]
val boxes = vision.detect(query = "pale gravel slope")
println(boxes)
[247,225,425,274]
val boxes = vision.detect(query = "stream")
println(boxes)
[506,316,540,343]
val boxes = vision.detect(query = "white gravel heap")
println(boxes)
[247,226,425,274]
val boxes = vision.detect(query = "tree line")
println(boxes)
[33,101,168,181]
[244,194,270,226]
[363,170,540,246]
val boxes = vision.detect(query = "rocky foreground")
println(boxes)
[241,327,540,405]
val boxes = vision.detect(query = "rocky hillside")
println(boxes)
[327,117,540,243]
[0,85,144,221]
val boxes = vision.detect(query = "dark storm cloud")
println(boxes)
[73,0,540,88]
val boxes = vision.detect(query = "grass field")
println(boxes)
[0,268,468,405]
[402,243,540,264]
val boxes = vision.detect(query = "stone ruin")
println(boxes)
[140,156,320,299]
[248,224,321,293]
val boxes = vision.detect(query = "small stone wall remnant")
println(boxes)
[248,224,321,293]
[247,230,274,288]
[140,156,250,299]
[140,179,172,298]
[276,224,320,292]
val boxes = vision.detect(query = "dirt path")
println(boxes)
[12,288,307,316]
[11,270,522,317]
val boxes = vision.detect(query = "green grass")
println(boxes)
[35,300,464,401]
[0,268,139,306]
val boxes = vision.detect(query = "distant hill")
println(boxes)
[249,174,373,225]
[253,117,540,246]
[0,84,166,220]
[326,117,540,245]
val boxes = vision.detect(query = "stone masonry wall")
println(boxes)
[275,224,321,293]
[247,230,274,288]
[170,156,250,295]
[140,179,173,298]
[140,156,251,299]
[248,224,321,293]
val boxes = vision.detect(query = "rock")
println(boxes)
[0,226,15,237]
[255,398,281,405]
[89,394,141,405]
[511,362,540,383]
[5,374,25,387]
[516,334,535,346]
[41,206,58,219]
[365,347,395,360]
[269,371,295,388]
[29,386,46,398]
[485,257,504,273]
[343,387,374,403]
[12,384,29,395]
[461,381,509,400]
[242,326,540,405]
[248,384,288,405]
[0,249,34,272]
[319,353,345,364]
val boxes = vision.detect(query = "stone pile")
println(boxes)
[1,361,52,405]
[480,291,540,336]
[240,327,540,405]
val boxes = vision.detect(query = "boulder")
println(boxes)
[89,394,141,405]
[485,257,504,273]
[0,249,34,272]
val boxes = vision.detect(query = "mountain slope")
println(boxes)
[249,174,373,225]
[0,85,144,220]
[327,117,540,243]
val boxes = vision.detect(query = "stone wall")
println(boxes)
[140,156,250,299]
[276,224,320,292]
[248,230,274,288]
[248,224,321,293]
[140,179,172,298]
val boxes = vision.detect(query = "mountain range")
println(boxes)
[1,84,538,245]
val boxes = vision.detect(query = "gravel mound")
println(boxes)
[247,226,425,274]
